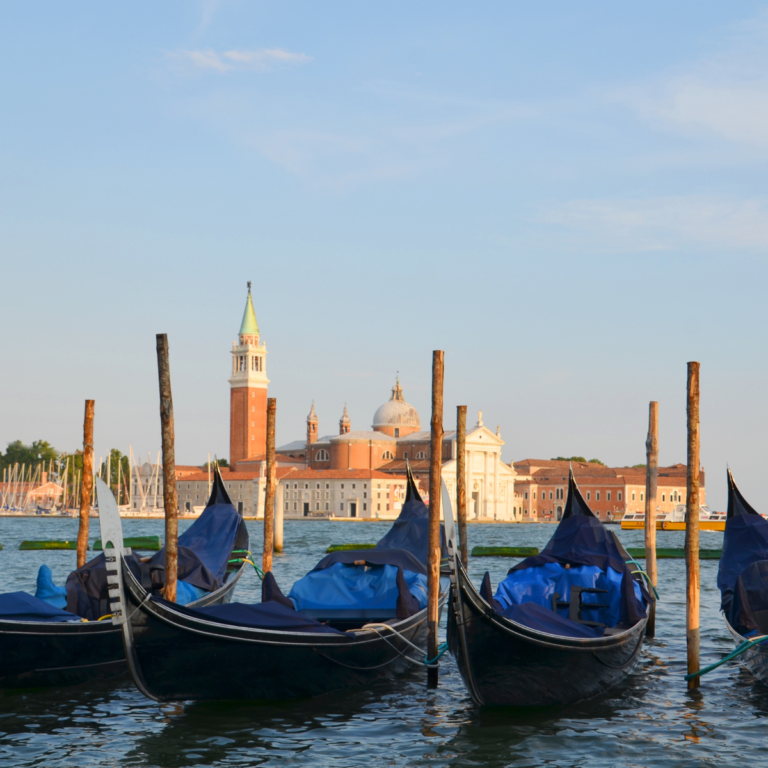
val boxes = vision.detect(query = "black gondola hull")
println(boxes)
[121,563,444,702]
[725,618,768,684]
[448,564,647,707]
[0,565,245,691]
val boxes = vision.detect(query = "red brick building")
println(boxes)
[229,283,269,470]
[512,459,706,521]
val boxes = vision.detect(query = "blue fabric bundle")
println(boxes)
[288,562,428,613]
[35,564,68,609]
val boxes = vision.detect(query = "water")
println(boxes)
[0,518,762,767]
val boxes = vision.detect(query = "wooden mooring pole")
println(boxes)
[457,405,468,571]
[76,400,94,568]
[428,350,444,688]
[645,401,659,637]
[263,398,277,571]
[156,334,179,602]
[686,362,701,689]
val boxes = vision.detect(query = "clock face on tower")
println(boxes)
[229,285,269,470]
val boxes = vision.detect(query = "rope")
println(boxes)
[357,622,447,668]
[685,635,768,680]
[229,551,264,580]
[424,642,449,665]
[625,558,660,600]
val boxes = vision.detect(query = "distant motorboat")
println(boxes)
[621,505,725,531]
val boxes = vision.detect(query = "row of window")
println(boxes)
[523,488,686,504]
[312,450,428,462]
[234,355,264,373]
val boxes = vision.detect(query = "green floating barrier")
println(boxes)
[471,546,539,557]
[93,536,161,551]
[326,543,376,553]
[20,540,76,550]
[626,547,722,560]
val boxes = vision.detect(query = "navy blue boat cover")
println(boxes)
[273,468,434,618]
[374,467,448,563]
[489,472,649,636]
[0,592,79,623]
[65,469,247,620]
[718,470,768,634]
[158,597,348,635]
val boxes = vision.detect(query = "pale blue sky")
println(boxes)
[2,2,768,508]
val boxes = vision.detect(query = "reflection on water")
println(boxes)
[0,519,765,766]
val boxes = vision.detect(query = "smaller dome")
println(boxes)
[372,380,420,430]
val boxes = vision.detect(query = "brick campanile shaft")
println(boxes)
[229,283,269,470]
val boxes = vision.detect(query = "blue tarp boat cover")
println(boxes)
[64,471,246,620]
[288,562,428,613]
[160,598,348,635]
[35,564,68,608]
[374,478,448,563]
[486,472,649,636]
[494,562,640,632]
[718,471,768,633]
[0,591,80,623]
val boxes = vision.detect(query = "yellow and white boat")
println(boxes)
[657,504,725,532]
[620,505,725,531]
[620,512,646,530]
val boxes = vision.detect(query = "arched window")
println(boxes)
[315,449,330,461]
[382,451,394,460]
[416,451,427,460]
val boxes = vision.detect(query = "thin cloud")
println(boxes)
[168,48,311,74]
[543,196,768,252]
[614,13,768,151]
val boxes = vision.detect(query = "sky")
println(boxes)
[2,1,768,509]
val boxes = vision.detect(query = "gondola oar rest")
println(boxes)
[551,586,609,628]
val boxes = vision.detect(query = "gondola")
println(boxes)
[102,466,449,702]
[0,468,248,689]
[447,470,652,706]
[718,470,768,683]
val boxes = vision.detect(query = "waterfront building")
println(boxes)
[512,459,706,522]
[278,385,517,521]
[278,469,407,519]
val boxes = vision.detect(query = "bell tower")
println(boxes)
[229,282,269,469]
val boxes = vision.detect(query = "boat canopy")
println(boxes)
[484,472,649,637]
[65,467,246,620]
[0,591,80,623]
[718,470,768,632]
[373,464,448,562]
[269,466,435,620]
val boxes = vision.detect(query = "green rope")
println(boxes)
[626,558,660,600]
[685,635,768,680]
[424,642,449,666]
[228,551,264,580]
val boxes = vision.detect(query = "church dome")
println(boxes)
[372,380,420,432]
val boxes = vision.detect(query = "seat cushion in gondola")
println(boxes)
[0,591,80,623]
[499,602,605,639]
[494,562,641,630]
[157,598,348,635]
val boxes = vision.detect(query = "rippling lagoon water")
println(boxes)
[0,517,761,767]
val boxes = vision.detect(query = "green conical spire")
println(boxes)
[239,282,260,336]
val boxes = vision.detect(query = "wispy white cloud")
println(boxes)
[614,13,768,151]
[543,195,768,252]
[168,47,311,74]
